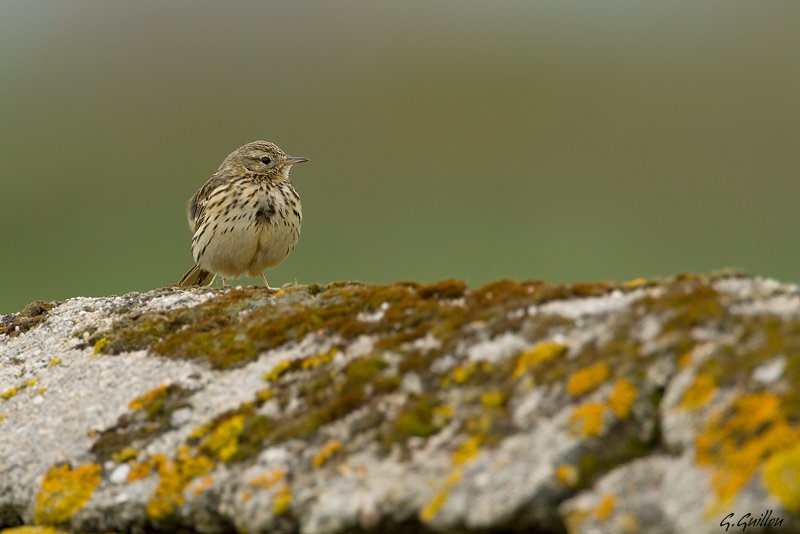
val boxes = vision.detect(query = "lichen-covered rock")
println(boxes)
[1,274,800,534]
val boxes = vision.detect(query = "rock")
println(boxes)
[1,274,800,533]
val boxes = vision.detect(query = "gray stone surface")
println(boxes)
[1,275,800,533]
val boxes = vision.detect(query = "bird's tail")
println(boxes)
[178,264,216,287]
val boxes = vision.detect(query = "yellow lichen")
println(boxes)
[697,393,800,503]
[48,358,61,367]
[0,527,61,534]
[273,484,292,515]
[513,342,567,378]
[608,379,637,419]
[479,390,506,409]
[567,363,610,396]
[145,453,215,520]
[128,384,170,410]
[312,440,342,468]
[301,347,338,369]
[681,373,716,409]
[202,414,246,462]
[764,442,800,512]
[112,447,139,463]
[264,360,292,382]
[420,491,449,523]
[571,403,606,436]
[256,388,274,403]
[557,464,580,487]
[451,364,474,385]
[93,338,109,354]
[453,435,482,464]
[34,463,101,525]
[432,404,454,428]
[596,493,616,520]
[1,379,39,400]
[420,469,462,523]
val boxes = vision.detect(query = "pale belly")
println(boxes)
[192,183,302,279]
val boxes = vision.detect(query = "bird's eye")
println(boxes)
[260,156,271,165]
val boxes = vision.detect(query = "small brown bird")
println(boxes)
[178,141,307,289]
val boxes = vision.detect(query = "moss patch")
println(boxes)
[1,300,61,337]
[91,384,192,462]
[82,279,628,370]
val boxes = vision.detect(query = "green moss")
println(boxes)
[393,394,439,438]
[345,358,389,388]
[80,277,630,372]
[1,300,61,336]
[81,274,797,493]
[91,384,191,462]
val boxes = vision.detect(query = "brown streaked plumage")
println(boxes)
[178,141,307,289]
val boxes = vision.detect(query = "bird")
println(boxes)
[178,141,307,289]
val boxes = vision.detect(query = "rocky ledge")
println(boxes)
[1,274,800,534]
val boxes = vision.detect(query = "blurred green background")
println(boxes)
[1,1,799,314]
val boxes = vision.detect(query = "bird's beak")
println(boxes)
[281,156,309,167]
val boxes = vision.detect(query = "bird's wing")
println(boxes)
[187,174,229,232]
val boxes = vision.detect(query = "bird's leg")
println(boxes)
[222,277,227,287]
[260,273,272,289]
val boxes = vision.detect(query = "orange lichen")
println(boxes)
[608,379,637,419]
[571,403,606,436]
[567,363,611,396]
[1,527,61,534]
[34,463,101,525]
[681,373,716,409]
[128,384,170,410]
[193,475,214,496]
[697,393,800,502]
[312,440,342,468]
[127,460,153,482]
[557,464,580,487]
[596,493,616,520]
[513,342,567,378]
[250,470,285,488]
[145,453,215,520]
